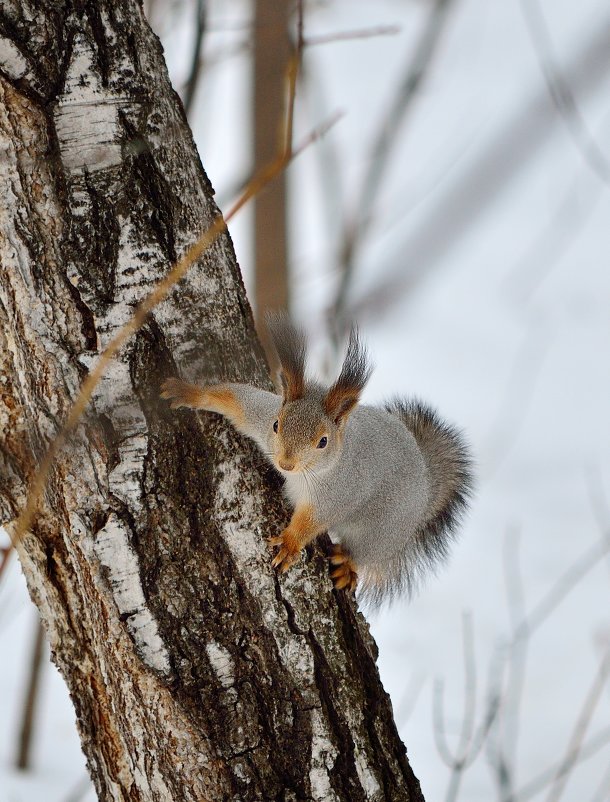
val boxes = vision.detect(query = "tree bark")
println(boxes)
[0,3,425,801]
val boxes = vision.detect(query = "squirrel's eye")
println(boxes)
[273,420,279,433]
[317,436,328,449]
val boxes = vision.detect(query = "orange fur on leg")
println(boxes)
[269,504,323,573]
[161,379,245,426]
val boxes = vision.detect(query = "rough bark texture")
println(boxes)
[0,3,425,801]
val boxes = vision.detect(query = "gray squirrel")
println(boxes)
[161,314,473,607]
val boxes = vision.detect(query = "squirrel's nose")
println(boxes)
[279,459,295,472]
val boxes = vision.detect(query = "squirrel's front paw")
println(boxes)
[328,544,358,591]
[161,377,199,409]
[269,529,302,573]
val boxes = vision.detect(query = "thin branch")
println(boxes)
[499,527,528,800]
[520,0,610,187]
[433,612,477,769]
[545,650,610,802]
[183,0,207,118]
[585,462,610,581]
[10,111,342,553]
[486,528,528,802]
[483,323,550,481]
[432,612,501,802]
[502,168,601,303]
[586,462,610,531]
[304,25,400,48]
[343,16,610,326]
[513,726,610,802]
[396,672,426,728]
[284,0,304,158]
[332,0,456,334]
[511,535,610,645]
[62,773,94,802]
[14,618,46,770]
[0,543,12,583]
[590,758,610,802]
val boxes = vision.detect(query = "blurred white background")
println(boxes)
[2,1,610,800]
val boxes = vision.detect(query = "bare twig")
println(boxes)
[332,0,456,336]
[433,613,477,769]
[0,543,12,583]
[345,17,610,324]
[586,462,610,530]
[585,462,610,581]
[545,650,610,802]
[10,112,342,553]
[591,757,610,802]
[520,0,610,186]
[485,528,610,802]
[183,0,207,118]
[502,169,601,303]
[304,25,400,48]
[512,726,610,802]
[284,0,305,158]
[62,773,94,802]
[511,535,610,645]
[483,325,550,481]
[15,618,46,770]
[396,672,426,728]
[487,527,528,801]
[433,612,501,802]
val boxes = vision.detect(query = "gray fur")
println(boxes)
[225,379,473,609]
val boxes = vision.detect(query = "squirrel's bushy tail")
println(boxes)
[360,400,474,609]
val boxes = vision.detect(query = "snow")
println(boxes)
[2,1,610,800]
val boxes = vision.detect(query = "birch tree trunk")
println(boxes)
[0,3,425,800]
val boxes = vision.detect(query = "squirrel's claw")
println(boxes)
[269,530,301,573]
[161,378,204,409]
[271,548,299,572]
[160,378,182,398]
[328,545,358,591]
[161,378,187,408]
[329,550,349,566]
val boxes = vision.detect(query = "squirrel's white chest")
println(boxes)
[283,473,312,508]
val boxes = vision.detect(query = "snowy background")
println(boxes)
[2,1,610,800]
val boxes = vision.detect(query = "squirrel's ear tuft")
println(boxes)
[324,326,372,424]
[266,311,307,402]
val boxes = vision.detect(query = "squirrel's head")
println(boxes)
[266,313,372,476]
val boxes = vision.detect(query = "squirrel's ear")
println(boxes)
[324,326,372,425]
[266,311,307,402]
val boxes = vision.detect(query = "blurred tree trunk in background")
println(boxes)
[253,0,290,360]
[0,2,424,800]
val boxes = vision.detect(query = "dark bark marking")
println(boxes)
[121,113,178,265]
[84,1,111,87]
[82,168,121,302]
[63,276,98,350]
[334,592,425,802]
[307,628,365,801]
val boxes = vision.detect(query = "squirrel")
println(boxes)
[161,314,473,607]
